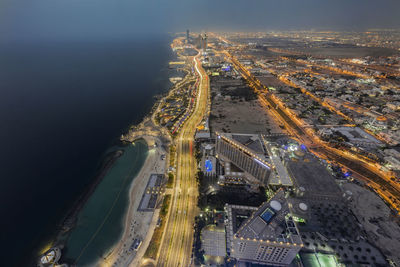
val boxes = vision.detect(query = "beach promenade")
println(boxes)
[99,135,167,267]
[96,39,202,267]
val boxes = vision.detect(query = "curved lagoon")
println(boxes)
[64,140,148,266]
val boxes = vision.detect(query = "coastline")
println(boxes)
[16,36,176,267]
[98,58,177,265]
[60,139,149,265]
[37,38,177,266]
[59,80,173,265]
[100,135,167,266]
[34,148,126,264]
[59,149,125,234]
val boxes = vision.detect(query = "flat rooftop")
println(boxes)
[287,156,341,200]
[138,174,164,211]
[217,132,270,166]
[262,136,293,186]
[225,204,258,253]
[230,206,257,234]
[201,225,226,257]
[231,134,265,154]
[333,126,382,145]
[234,190,302,245]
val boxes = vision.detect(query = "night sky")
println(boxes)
[1,0,400,42]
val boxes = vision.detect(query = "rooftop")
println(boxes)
[234,190,302,245]
[217,132,271,167]
[287,156,342,201]
[262,136,293,186]
[201,225,227,257]
[231,134,265,154]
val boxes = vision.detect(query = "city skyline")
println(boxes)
[2,0,400,42]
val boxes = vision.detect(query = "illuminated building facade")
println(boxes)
[225,191,302,266]
[215,133,271,184]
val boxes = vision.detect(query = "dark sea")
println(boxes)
[0,35,173,266]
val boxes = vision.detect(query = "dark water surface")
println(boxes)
[0,36,172,266]
[65,140,148,266]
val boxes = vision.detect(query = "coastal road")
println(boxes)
[156,51,209,267]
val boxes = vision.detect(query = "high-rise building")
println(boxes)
[201,33,208,52]
[225,190,303,266]
[215,132,271,185]
[196,34,202,49]
[186,29,190,44]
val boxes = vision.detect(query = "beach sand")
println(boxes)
[99,136,166,267]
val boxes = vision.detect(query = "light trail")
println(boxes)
[155,47,209,267]
[213,33,400,213]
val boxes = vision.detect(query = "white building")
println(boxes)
[215,133,272,185]
[225,191,302,266]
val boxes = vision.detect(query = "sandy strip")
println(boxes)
[98,136,166,267]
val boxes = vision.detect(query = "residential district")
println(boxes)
[41,30,400,267]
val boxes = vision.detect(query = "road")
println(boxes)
[156,51,209,267]
[216,36,400,212]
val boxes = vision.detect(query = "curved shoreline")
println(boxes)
[57,138,149,266]
[100,135,165,266]
[41,39,176,266]
[59,149,125,234]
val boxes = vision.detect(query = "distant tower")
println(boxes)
[197,34,202,49]
[201,33,208,52]
[186,29,190,44]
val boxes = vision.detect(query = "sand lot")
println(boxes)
[210,95,284,135]
[343,182,400,265]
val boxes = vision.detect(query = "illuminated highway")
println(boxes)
[214,33,400,212]
[156,49,209,267]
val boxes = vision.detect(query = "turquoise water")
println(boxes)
[64,140,148,266]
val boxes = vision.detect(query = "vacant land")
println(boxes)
[343,182,400,265]
[300,47,399,58]
[209,77,284,134]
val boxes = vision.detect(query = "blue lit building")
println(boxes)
[215,132,271,185]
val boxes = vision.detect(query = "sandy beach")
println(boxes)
[98,136,167,267]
